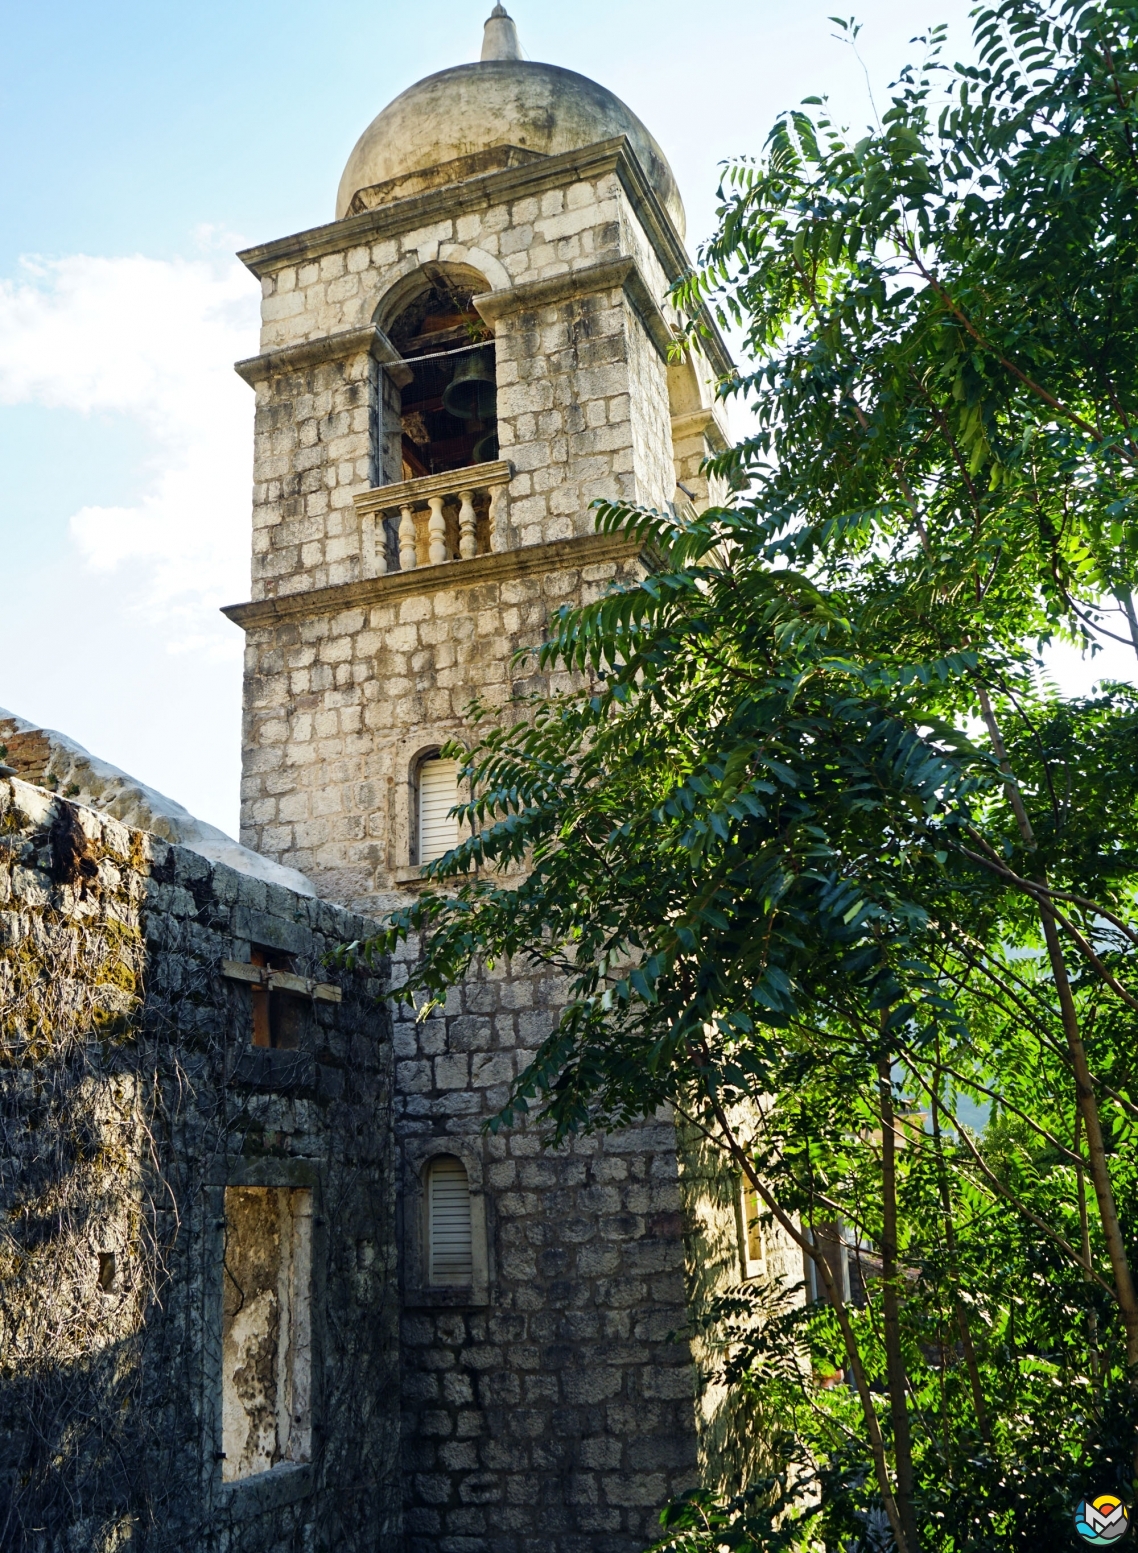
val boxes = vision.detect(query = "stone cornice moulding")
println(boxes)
[472,255,677,363]
[234,323,412,388]
[235,135,731,380]
[240,138,650,274]
[220,530,643,630]
[353,459,514,517]
[671,406,731,452]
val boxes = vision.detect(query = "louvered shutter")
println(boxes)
[428,1156,473,1285]
[418,758,460,864]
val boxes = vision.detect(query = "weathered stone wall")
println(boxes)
[245,346,382,601]
[235,143,728,607]
[677,1125,804,1500]
[234,538,643,908]
[390,951,700,1553]
[226,135,736,1553]
[229,533,708,1551]
[0,777,399,1552]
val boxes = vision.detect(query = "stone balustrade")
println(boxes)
[352,459,512,578]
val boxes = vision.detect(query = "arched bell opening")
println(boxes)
[387,275,498,479]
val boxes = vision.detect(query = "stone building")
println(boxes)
[219,10,762,1553]
[0,10,796,1553]
[0,770,399,1552]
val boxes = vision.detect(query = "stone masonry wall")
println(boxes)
[229,137,735,1553]
[390,951,700,1553]
[237,151,723,605]
[247,347,382,601]
[236,542,644,908]
[0,777,399,1552]
[231,543,708,1552]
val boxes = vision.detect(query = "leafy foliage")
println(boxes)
[340,0,1138,1546]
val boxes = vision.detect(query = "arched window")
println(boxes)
[388,279,497,478]
[417,756,460,865]
[427,1155,473,1286]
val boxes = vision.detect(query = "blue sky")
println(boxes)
[0,0,1064,836]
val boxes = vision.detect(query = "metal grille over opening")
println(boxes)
[427,1156,473,1285]
[418,758,460,865]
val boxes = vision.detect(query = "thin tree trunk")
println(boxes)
[977,687,1138,1369]
[878,1055,921,1552]
[699,1089,914,1553]
[1075,1111,1104,1412]
[1114,588,1138,668]
[930,1072,991,1443]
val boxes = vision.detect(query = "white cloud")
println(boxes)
[0,251,260,646]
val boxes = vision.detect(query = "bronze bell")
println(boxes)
[472,429,499,463]
[442,348,496,421]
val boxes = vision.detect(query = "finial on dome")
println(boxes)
[481,3,524,61]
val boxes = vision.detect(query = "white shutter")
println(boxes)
[418,758,460,864]
[428,1156,473,1285]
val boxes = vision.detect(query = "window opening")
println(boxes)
[222,1186,312,1481]
[427,1156,473,1286]
[417,758,461,866]
[250,946,305,1050]
[390,283,497,477]
[740,1180,766,1279]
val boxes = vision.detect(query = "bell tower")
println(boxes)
[224,10,734,1551]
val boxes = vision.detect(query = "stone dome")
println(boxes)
[336,48,685,239]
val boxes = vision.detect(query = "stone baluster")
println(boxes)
[458,489,477,560]
[489,484,508,554]
[398,505,417,571]
[360,510,387,579]
[427,495,448,565]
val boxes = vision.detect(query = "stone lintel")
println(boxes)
[473,254,677,362]
[234,324,412,388]
[220,530,643,630]
[353,459,514,516]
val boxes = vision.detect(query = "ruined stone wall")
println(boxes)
[0,778,399,1552]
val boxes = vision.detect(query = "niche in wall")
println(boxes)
[221,1186,313,1481]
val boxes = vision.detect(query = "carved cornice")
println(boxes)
[353,459,513,516]
[240,138,640,275]
[235,136,731,379]
[221,530,643,630]
[234,324,412,388]
[671,406,730,452]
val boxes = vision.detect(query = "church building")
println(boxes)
[0,11,794,1553]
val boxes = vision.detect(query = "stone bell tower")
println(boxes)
[224,9,735,1552]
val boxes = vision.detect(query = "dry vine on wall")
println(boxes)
[0,785,398,1553]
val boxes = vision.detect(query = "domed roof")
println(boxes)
[335,12,685,238]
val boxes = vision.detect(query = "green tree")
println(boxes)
[344,0,1138,1545]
